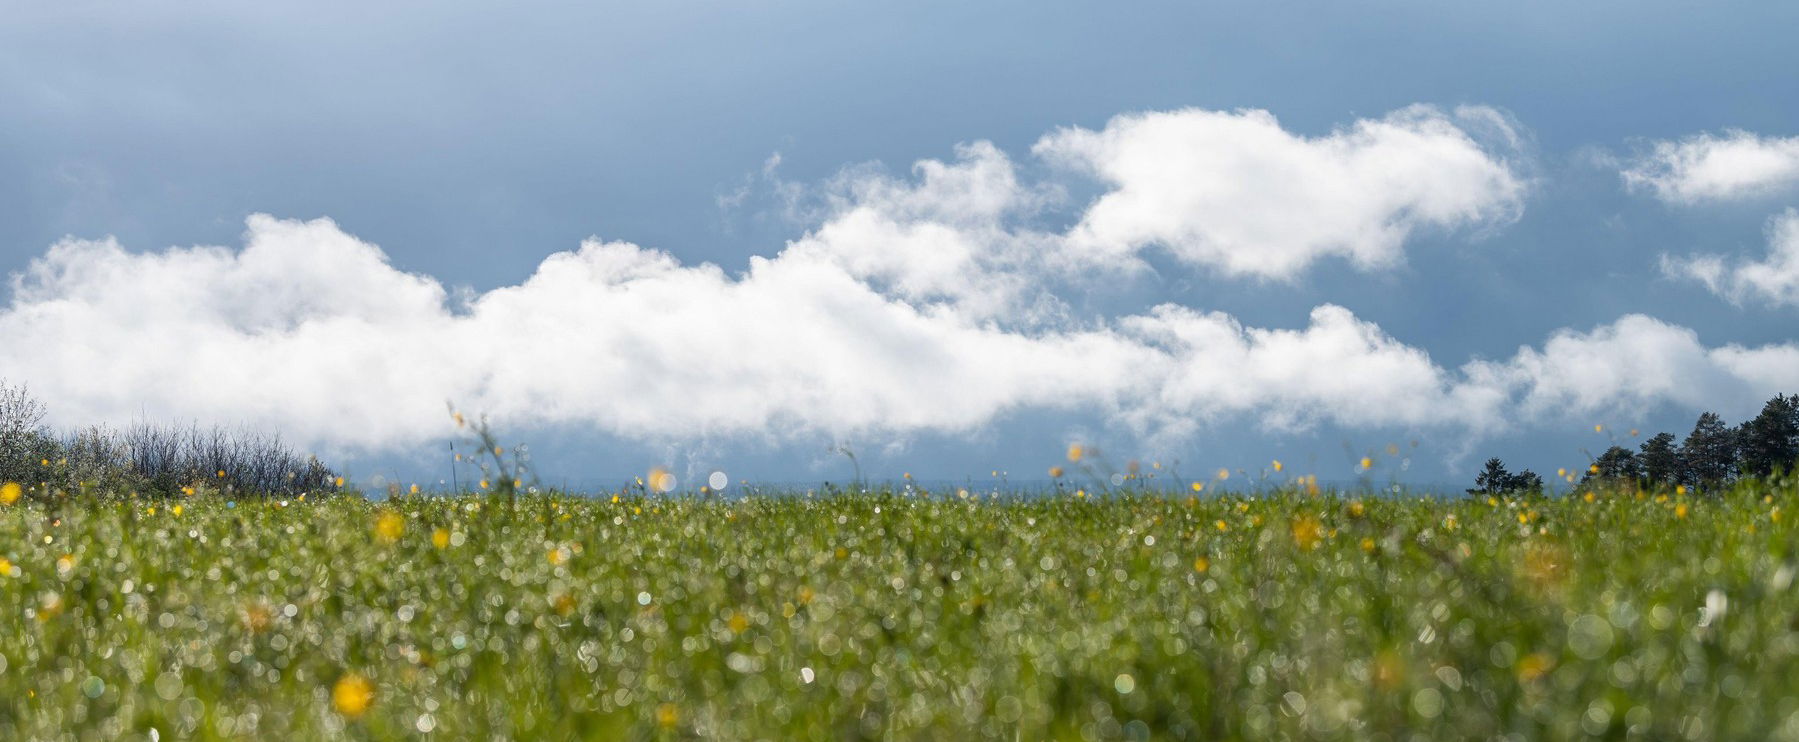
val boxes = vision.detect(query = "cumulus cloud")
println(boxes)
[1466,314,1799,421]
[2,105,1789,457]
[1661,209,1799,308]
[1622,130,1799,204]
[7,213,1793,457]
[1035,104,1528,278]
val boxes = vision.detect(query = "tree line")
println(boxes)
[1470,393,1799,496]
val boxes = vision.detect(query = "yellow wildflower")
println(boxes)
[332,674,375,718]
[375,511,405,543]
[0,482,19,506]
[1291,516,1323,551]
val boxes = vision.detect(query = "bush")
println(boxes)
[0,380,334,499]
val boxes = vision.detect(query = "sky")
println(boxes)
[3,1,1799,492]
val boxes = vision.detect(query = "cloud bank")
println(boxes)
[1661,209,1799,308]
[3,105,1793,456]
[1622,130,1799,204]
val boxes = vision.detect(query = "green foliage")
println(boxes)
[1739,394,1799,479]
[1680,412,1739,491]
[1,480,1795,740]
[1639,432,1679,487]
[1468,457,1543,496]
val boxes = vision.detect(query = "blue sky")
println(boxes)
[4,1,1799,491]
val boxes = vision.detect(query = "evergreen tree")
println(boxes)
[1508,469,1544,494]
[1678,412,1738,491]
[1639,432,1678,486]
[1583,445,1642,485]
[1468,458,1542,495]
[1470,458,1512,496]
[1737,393,1799,478]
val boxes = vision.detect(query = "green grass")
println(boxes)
[1,481,1796,740]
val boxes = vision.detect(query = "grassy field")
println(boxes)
[1,481,1796,740]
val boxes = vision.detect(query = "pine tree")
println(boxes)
[1678,412,1738,491]
[1508,469,1544,494]
[1737,394,1799,478]
[1469,458,1512,495]
[1584,445,1642,485]
[1639,432,1678,486]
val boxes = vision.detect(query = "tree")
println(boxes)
[1509,469,1544,494]
[1470,458,1513,496]
[1639,432,1678,487]
[1468,458,1542,496]
[1737,393,1799,478]
[1678,412,1738,491]
[1583,445,1642,485]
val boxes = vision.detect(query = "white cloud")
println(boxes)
[1034,104,1528,278]
[1465,314,1789,421]
[1661,209,1799,308]
[3,105,1790,458]
[0,214,1487,453]
[1622,130,1799,204]
[7,213,1792,458]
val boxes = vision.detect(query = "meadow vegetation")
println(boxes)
[2,384,1798,739]
[1,477,1796,740]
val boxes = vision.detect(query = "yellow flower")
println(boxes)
[0,558,11,576]
[656,703,679,729]
[728,610,749,634]
[1594,424,1603,433]
[1067,444,1084,462]
[648,468,675,493]
[1290,516,1323,551]
[1192,556,1209,573]
[1272,459,1283,472]
[171,505,183,517]
[479,479,490,490]
[1676,485,1687,495]
[1348,501,1365,518]
[431,528,451,549]
[0,482,19,506]
[1516,652,1555,683]
[1360,537,1376,554]
[1214,519,1229,532]
[409,484,420,495]
[1048,466,1064,478]
[216,469,226,478]
[332,673,375,718]
[1190,481,1203,493]
[1583,491,1595,503]
[1556,468,1567,478]
[334,476,345,488]
[1589,464,1600,475]
[548,546,570,566]
[1216,468,1230,480]
[374,512,405,543]
[1359,457,1373,471]
[1675,504,1689,520]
